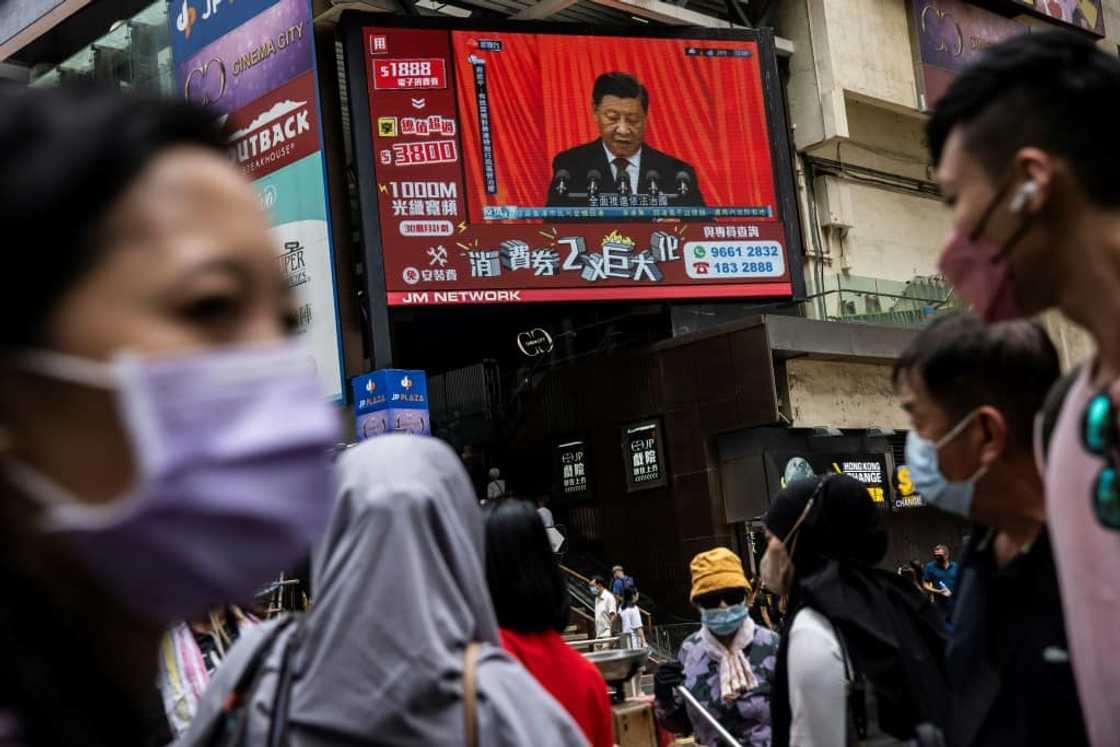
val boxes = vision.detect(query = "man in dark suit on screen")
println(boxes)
[546,72,705,208]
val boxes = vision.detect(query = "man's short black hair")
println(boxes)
[592,72,649,111]
[893,312,1060,453]
[927,30,1120,206]
[591,575,607,587]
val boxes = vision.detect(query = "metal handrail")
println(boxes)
[568,602,594,624]
[568,635,626,649]
[677,685,743,747]
[559,563,654,629]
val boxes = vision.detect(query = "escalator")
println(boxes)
[558,562,696,667]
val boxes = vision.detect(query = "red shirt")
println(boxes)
[499,628,614,747]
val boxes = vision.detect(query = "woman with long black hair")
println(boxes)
[482,499,613,747]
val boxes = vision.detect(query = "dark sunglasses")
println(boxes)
[694,588,747,610]
[1082,390,1120,529]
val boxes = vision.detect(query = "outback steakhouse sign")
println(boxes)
[225,72,320,179]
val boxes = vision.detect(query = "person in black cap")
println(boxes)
[761,474,950,747]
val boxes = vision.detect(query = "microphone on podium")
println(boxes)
[645,170,662,197]
[675,170,693,198]
[551,169,570,197]
[586,169,602,198]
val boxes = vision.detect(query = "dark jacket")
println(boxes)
[771,563,950,747]
[545,140,705,207]
[948,527,1087,747]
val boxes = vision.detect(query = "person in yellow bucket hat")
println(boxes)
[654,547,780,746]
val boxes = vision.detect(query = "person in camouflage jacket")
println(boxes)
[655,548,780,746]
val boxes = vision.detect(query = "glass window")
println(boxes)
[31,1,172,94]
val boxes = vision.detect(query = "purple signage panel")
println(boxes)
[175,0,312,116]
[911,0,1028,109]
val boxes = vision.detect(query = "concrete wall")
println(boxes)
[821,0,919,110]
[779,0,1120,128]
[815,177,949,282]
[785,358,909,429]
[840,97,933,182]
[1105,1,1120,52]
[782,319,1094,433]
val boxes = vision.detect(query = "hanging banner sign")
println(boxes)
[555,439,590,497]
[623,418,668,491]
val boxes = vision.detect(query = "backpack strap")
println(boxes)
[201,616,299,747]
[266,620,304,747]
[831,624,869,743]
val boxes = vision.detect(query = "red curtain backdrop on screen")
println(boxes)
[451,32,778,222]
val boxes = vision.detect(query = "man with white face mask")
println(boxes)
[895,312,1086,747]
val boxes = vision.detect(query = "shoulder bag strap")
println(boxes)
[831,623,869,744]
[464,642,481,747]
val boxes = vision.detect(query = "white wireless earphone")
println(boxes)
[1010,180,1038,214]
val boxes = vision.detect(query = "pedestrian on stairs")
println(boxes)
[589,576,618,647]
[610,565,636,600]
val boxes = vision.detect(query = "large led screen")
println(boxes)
[349,21,801,305]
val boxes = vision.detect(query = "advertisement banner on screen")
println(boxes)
[348,21,802,306]
[353,369,431,439]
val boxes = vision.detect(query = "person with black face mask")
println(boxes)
[763,475,950,747]
[921,545,959,623]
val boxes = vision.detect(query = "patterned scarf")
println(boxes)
[157,623,210,737]
[157,608,257,736]
[700,617,759,702]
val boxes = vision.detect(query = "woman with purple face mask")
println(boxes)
[0,86,338,746]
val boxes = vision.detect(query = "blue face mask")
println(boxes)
[700,603,749,636]
[904,410,987,518]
